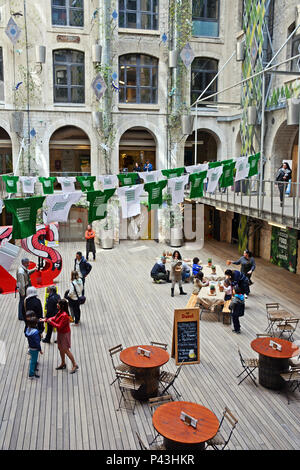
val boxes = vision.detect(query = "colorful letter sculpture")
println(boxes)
[0,224,62,295]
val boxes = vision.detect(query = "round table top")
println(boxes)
[152,401,219,445]
[120,345,170,369]
[251,337,300,359]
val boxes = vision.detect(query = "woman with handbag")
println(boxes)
[170,250,187,297]
[42,299,79,374]
[68,271,84,326]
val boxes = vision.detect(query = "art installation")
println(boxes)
[0,224,62,295]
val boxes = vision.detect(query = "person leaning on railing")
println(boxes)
[275,162,292,207]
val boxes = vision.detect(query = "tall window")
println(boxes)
[53,50,85,104]
[192,0,219,37]
[191,58,218,105]
[52,0,84,27]
[0,48,3,101]
[291,35,300,72]
[119,54,158,104]
[119,0,158,30]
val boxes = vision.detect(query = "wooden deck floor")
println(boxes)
[0,238,300,450]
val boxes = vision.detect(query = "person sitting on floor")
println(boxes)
[181,261,191,283]
[150,256,171,283]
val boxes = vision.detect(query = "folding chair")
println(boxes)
[148,395,173,446]
[265,303,280,335]
[205,407,238,450]
[108,344,130,386]
[159,362,183,397]
[276,319,299,342]
[150,341,168,350]
[115,371,142,414]
[135,432,165,451]
[280,366,300,404]
[237,347,259,386]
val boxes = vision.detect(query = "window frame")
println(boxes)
[51,0,84,28]
[53,49,85,104]
[190,57,218,105]
[118,0,159,30]
[291,35,300,72]
[192,0,219,38]
[119,54,158,104]
[0,47,4,102]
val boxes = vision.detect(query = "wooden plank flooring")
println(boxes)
[0,238,300,450]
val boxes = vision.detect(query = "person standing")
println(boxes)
[74,251,92,295]
[43,299,79,374]
[229,286,245,334]
[42,285,61,343]
[16,258,35,321]
[224,269,250,298]
[275,162,292,207]
[226,249,256,285]
[25,315,43,379]
[170,251,187,297]
[24,286,44,336]
[68,271,84,326]
[143,159,153,171]
[85,225,96,261]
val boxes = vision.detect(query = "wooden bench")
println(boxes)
[222,300,231,325]
[186,294,199,309]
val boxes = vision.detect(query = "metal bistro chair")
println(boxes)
[276,318,299,342]
[237,347,259,387]
[148,395,173,446]
[115,371,142,414]
[280,366,300,404]
[205,407,238,450]
[135,432,166,451]
[265,303,281,335]
[108,344,130,386]
[158,361,184,398]
[150,341,168,350]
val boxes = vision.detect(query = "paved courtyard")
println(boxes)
[0,239,300,450]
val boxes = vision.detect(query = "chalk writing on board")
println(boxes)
[177,321,199,363]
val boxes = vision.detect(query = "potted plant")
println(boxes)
[209,283,216,295]
[211,265,216,274]
[207,258,212,267]
[218,281,224,293]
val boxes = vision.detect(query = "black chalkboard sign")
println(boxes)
[172,308,200,365]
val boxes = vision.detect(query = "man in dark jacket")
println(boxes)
[42,286,61,343]
[150,257,171,283]
[74,251,92,295]
[229,286,245,334]
[225,269,250,297]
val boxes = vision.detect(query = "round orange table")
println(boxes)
[152,401,219,450]
[251,337,300,390]
[120,345,170,400]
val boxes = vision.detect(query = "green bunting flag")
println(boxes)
[39,177,56,195]
[144,180,167,211]
[117,173,139,187]
[248,152,260,177]
[161,167,185,179]
[86,188,116,223]
[2,175,19,193]
[208,161,222,169]
[76,176,96,192]
[221,159,234,166]
[189,171,207,198]
[219,162,235,188]
[4,196,45,239]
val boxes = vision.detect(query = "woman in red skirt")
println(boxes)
[44,299,79,374]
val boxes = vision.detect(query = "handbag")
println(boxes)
[72,282,86,305]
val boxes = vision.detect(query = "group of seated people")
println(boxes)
[150,251,195,284]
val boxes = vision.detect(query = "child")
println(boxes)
[25,315,43,379]
[223,278,232,301]
[192,257,203,277]
[229,286,245,334]
[192,271,209,295]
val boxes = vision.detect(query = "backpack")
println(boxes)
[85,261,92,275]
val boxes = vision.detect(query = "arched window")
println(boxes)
[119,54,158,104]
[191,58,218,105]
[53,49,85,104]
[0,47,3,101]
[119,0,158,30]
[192,0,219,37]
[52,0,84,27]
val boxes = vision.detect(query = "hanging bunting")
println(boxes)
[235,157,250,182]
[189,171,207,198]
[138,170,163,184]
[117,173,139,187]
[76,175,96,192]
[19,176,37,194]
[86,188,116,223]
[5,17,21,44]
[39,177,57,195]
[168,174,189,204]
[43,192,82,224]
[92,73,107,100]
[161,167,185,179]
[117,184,144,218]
[4,196,45,239]
[57,176,77,193]
[2,175,19,193]
[206,166,223,193]
[144,180,167,211]
[248,152,260,177]
[180,43,195,68]
[219,162,235,188]
[98,174,119,190]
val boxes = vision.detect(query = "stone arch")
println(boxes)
[183,123,224,165]
[271,118,298,178]
[0,119,19,173]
